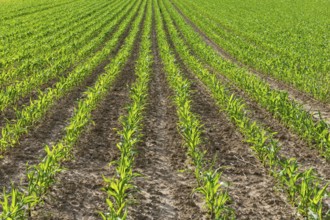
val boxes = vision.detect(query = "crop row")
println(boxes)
[175,0,328,75]
[0,0,87,68]
[0,0,115,75]
[1,0,92,44]
[0,0,328,218]
[0,0,78,22]
[155,0,235,218]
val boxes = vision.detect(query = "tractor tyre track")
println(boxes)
[167,12,330,209]
[164,4,330,191]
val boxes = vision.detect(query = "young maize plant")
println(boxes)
[0,1,146,218]
[155,1,234,219]
[163,0,330,160]
[100,2,152,219]
[0,0,142,156]
[159,2,329,218]
[0,0,134,111]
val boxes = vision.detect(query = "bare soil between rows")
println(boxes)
[165,1,330,216]
[0,0,139,129]
[0,51,112,191]
[188,72,299,220]
[31,53,136,219]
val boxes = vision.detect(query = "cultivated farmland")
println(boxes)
[0,0,329,219]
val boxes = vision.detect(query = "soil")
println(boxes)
[165,0,330,189]
[164,1,330,214]
[215,69,330,210]
[31,52,136,220]
[188,72,300,219]
[0,53,109,191]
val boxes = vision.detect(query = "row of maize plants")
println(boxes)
[0,0,142,155]
[155,1,234,219]
[173,0,328,76]
[101,1,152,218]
[0,0,146,218]
[160,0,329,218]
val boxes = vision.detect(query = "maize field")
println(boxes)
[0,0,329,219]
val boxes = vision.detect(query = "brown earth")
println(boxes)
[162,0,330,215]
[31,49,137,219]
[164,0,330,192]
[188,71,300,220]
